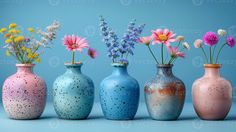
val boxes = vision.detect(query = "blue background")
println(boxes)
[1,0,236,103]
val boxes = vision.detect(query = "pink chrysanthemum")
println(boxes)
[152,29,176,46]
[167,46,185,58]
[226,36,235,48]
[203,31,219,46]
[63,35,89,52]
[88,48,98,59]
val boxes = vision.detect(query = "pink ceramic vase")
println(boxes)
[2,64,46,119]
[192,64,232,120]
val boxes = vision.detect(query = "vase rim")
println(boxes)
[111,62,128,67]
[16,63,35,67]
[64,62,83,67]
[157,64,173,68]
[204,64,221,68]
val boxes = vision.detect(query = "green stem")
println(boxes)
[200,46,208,63]
[210,47,213,64]
[168,57,175,64]
[147,45,159,64]
[72,51,75,64]
[215,43,227,64]
[161,43,164,64]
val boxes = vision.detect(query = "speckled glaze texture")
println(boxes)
[100,63,140,120]
[144,64,185,120]
[53,63,94,120]
[2,64,46,120]
[192,64,232,120]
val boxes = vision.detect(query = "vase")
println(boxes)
[100,63,140,120]
[144,64,185,120]
[53,62,94,120]
[192,64,232,120]
[2,64,46,120]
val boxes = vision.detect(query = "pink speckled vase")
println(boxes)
[192,64,232,120]
[2,64,46,120]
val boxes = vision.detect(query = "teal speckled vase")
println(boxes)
[53,63,94,120]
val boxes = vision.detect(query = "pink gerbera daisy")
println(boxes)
[63,35,89,52]
[167,46,185,58]
[152,28,176,46]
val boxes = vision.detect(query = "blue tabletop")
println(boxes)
[0,102,235,132]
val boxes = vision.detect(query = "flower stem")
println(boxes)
[215,43,226,63]
[147,45,159,64]
[200,46,208,63]
[161,43,164,64]
[72,51,75,64]
[210,47,213,64]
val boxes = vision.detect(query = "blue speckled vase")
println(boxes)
[100,63,140,120]
[144,64,185,120]
[53,63,94,120]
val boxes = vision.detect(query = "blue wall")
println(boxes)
[0,0,236,102]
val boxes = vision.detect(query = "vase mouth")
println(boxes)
[16,63,35,67]
[64,62,83,67]
[157,64,173,68]
[204,64,221,68]
[111,62,128,67]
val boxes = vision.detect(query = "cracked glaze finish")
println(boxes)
[145,64,185,120]
[192,64,232,120]
[100,63,140,120]
[2,64,46,120]
[53,63,94,120]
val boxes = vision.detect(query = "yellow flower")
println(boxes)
[5,39,12,43]
[35,58,41,63]
[5,50,11,56]
[9,23,17,29]
[27,28,35,33]
[25,48,31,53]
[14,36,24,43]
[4,33,11,38]
[8,29,20,34]
[10,35,15,39]
[27,53,39,59]
[21,46,26,51]
[0,28,7,33]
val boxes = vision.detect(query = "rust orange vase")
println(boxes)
[192,64,232,120]
[144,64,185,120]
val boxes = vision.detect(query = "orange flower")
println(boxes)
[4,33,11,38]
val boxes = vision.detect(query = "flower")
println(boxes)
[217,29,226,36]
[194,39,203,48]
[8,29,20,34]
[182,42,190,50]
[203,31,219,46]
[4,33,11,38]
[27,28,35,33]
[9,23,17,29]
[35,58,41,63]
[5,50,11,56]
[167,46,185,58]
[152,28,176,46]
[0,28,7,33]
[63,35,89,52]
[139,36,152,45]
[88,48,98,59]
[14,36,24,43]
[226,36,235,48]
[5,39,12,43]
[176,35,185,41]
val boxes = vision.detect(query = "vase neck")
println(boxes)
[204,67,221,77]
[65,63,82,74]
[112,65,128,76]
[157,65,173,76]
[16,64,34,74]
